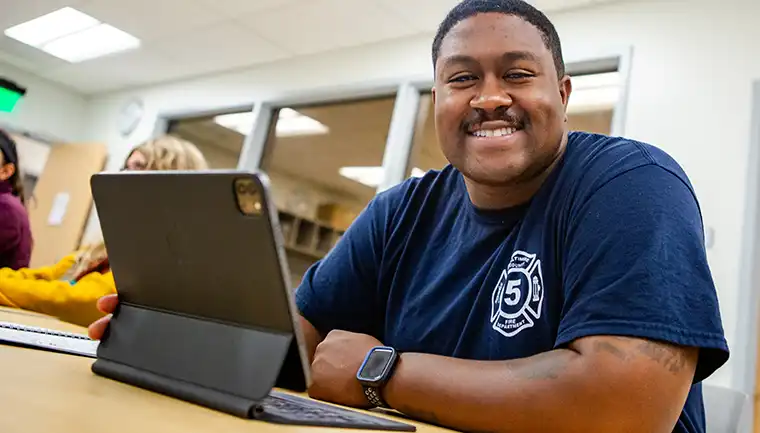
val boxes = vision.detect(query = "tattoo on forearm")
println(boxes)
[592,338,689,375]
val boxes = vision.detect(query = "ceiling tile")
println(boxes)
[0,37,70,72]
[155,22,292,76]
[40,71,130,94]
[41,46,187,93]
[375,0,461,33]
[77,0,228,41]
[193,0,305,17]
[240,0,421,55]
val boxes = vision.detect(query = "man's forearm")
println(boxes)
[382,336,695,433]
[382,349,585,433]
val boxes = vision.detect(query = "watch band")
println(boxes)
[363,385,390,409]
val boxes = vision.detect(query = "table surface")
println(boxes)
[0,307,449,433]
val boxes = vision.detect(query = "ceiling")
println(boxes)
[1,0,621,95]
[170,97,614,209]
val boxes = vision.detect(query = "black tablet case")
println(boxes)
[92,304,307,417]
[89,171,310,417]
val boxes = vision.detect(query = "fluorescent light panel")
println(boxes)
[4,7,98,47]
[213,109,329,138]
[4,7,140,63]
[339,166,427,188]
[276,108,329,137]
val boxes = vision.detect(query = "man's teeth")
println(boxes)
[472,127,516,137]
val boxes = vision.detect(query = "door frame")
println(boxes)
[738,80,760,431]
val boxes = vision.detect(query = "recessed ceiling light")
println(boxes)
[4,7,98,47]
[213,109,329,138]
[410,167,427,178]
[213,112,254,135]
[571,72,620,90]
[44,24,140,63]
[3,7,140,63]
[339,166,426,188]
[338,166,384,188]
[275,108,329,137]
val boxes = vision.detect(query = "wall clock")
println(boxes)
[118,98,144,138]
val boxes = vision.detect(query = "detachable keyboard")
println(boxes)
[0,321,98,358]
[254,391,416,431]
[0,321,414,431]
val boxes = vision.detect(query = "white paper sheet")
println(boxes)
[47,192,70,226]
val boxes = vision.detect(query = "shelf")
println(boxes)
[277,209,345,261]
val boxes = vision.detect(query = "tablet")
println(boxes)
[90,170,311,410]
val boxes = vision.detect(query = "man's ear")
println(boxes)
[559,75,572,121]
[0,163,15,182]
[431,86,437,105]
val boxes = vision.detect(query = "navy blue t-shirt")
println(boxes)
[296,131,729,433]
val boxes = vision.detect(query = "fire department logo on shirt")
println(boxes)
[490,250,545,338]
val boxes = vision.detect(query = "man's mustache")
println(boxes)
[463,108,524,129]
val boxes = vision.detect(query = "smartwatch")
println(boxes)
[356,346,398,409]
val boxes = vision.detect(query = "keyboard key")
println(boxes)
[256,391,416,431]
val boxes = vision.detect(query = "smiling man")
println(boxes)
[295,1,728,432]
[89,1,728,432]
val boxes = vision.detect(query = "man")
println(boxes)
[90,1,729,432]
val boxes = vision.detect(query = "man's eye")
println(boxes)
[505,73,533,80]
[449,75,476,83]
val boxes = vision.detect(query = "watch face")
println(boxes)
[358,347,395,382]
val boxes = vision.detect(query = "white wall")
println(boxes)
[0,61,87,142]
[81,0,759,391]
[10,133,50,177]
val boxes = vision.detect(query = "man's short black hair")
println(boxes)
[432,0,566,77]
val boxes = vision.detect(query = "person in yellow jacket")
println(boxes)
[0,135,208,327]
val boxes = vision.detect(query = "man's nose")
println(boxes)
[470,77,512,111]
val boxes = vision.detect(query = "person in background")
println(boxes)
[0,129,32,270]
[0,135,208,327]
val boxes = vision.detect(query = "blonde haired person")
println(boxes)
[0,135,208,327]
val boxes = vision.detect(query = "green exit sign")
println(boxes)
[0,79,26,113]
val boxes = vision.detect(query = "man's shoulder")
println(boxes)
[372,164,460,208]
[564,131,693,194]
[359,165,461,236]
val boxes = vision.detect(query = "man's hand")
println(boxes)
[308,329,382,408]
[87,294,118,339]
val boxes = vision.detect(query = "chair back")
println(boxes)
[703,384,750,433]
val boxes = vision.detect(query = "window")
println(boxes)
[566,71,620,135]
[406,93,446,176]
[167,109,253,169]
[260,96,397,285]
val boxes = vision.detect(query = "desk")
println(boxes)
[0,307,448,433]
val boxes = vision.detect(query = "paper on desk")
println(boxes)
[47,192,70,226]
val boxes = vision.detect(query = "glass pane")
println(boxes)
[167,109,252,169]
[405,70,621,176]
[567,71,620,134]
[261,96,397,286]
[406,93,447,176]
